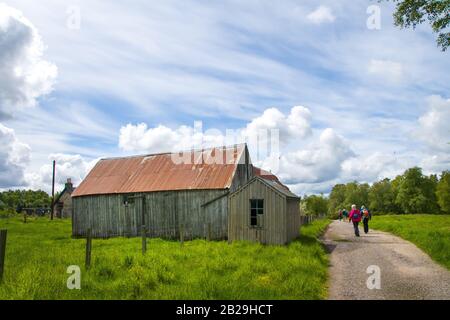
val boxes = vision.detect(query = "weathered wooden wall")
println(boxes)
[72,151,255,240]
[228,178,289,245]
[230,163,253,192]
[73,189,229,239]
[286,198,301,242]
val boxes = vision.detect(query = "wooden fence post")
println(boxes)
[23,212,27,224]
[180,224,184,246]
[142,225,147,255]
[85,228,92,269]
[0,230,7,282]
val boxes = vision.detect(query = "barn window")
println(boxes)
[250,199,264,227]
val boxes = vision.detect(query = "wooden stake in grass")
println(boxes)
[85,228,92,269]
[0,230,7,283]
[23,212,27,224]
[141,225,147,255]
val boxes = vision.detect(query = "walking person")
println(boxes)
[338,209,343,221]
[349,204,361,237]
[361,205,372,234]
[342,208,349,222]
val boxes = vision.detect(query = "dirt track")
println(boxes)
[322,220,450,300]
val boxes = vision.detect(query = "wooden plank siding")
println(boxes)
[286,198,301,242]
[228,178,299,245]
[73,189,230,239]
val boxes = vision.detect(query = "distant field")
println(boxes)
[0,217,330,300]
[371,214,450,270]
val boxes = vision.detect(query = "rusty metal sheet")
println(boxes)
[253,166,291,192]
[72,145,245,197]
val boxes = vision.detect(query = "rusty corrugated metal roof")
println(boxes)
[72,145,246,197]
[253,166,292,192]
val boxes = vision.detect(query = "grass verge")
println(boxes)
[371,214,450,270]
[0,217,330,300]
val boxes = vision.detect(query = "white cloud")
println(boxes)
[0,3,57,118]
[244,106,312,145]
[417,95,450,152]
[119,106,312,155]
[25,153,97,192]
[278,128,353,184]
[367,59,404,84]
[119,123,225,154]
[307,6,335,24]
[341,152,409,183]
[420,153,450,175]
[0,123,31,188]
[1,1,448,195]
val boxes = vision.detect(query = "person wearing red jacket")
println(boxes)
[348,204,362,237]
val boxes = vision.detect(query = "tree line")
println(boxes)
[301,167,450,217]
[0,190,52,214]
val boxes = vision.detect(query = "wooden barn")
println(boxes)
[71,144,301,244]
[54,178,76,219]
[228,176,300,245]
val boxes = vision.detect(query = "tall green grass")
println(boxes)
[0,217,330,300]
[371,214,450,270]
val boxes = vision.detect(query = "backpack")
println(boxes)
[352,211,360,220]
[363,209,370,217]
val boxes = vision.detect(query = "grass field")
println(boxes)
[0,217,330,300]
[371,214,450,270]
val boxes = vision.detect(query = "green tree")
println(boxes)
[382,0,450,51]
[436,171,450,213]
[369,178,397,213]
[328,184,347,215]
[302,194,329,216]
[0,189,51,212]
[344,182,370,209]
[395,167,438,213]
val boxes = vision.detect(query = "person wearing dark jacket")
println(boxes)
[361,205,372,234]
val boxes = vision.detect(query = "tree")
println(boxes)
[302,194,329,216]
[328,184,347,215]
[0,190,51,212]
[369,178,397,213]
[436,171,450,213]
[344,182,370,209]
[383,0,450,51]
[395,167,439,213]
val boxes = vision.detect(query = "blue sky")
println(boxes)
[0,0,449,195]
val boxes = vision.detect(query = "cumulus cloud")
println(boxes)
[243,106,312,145]
[118,107,354,189]
[0,123,31,188]
[25,154,98,192]
[307,6,335,24]
[417,95,450,152]
[119,122,225,154]
[420,153,450,175]
[119,106,312,155]
[341,152,409,183]
[0,3,57,118]
[367,59,404,84]
[278,128,353,184]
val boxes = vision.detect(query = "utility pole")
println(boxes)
[50,160,56,220]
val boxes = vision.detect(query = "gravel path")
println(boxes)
[322,220,450,300]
